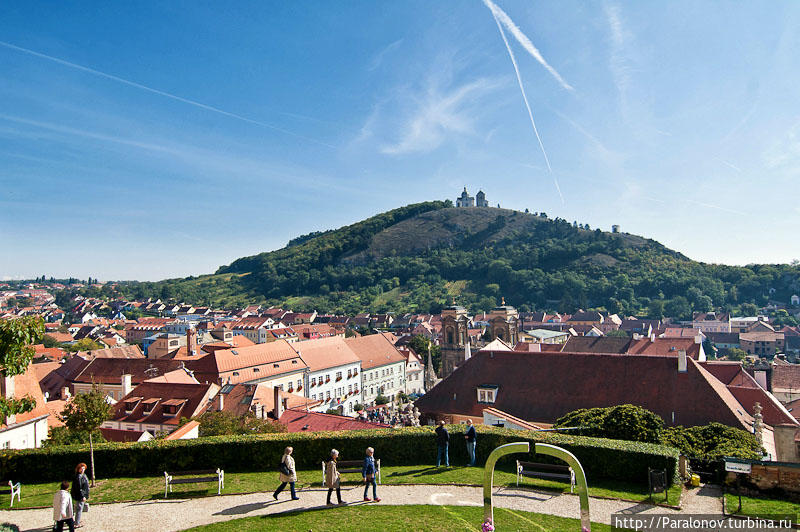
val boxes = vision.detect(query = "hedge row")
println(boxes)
[0,426,679,485]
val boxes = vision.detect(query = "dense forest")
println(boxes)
[112,201,800,317]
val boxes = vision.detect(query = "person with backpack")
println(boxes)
[361,447,381,502]
[435,420,450,467]
[273,446,299,501]
[325,449,344,505]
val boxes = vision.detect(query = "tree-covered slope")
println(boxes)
[117,202,800,316]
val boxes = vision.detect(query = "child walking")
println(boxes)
[362,447,380,502]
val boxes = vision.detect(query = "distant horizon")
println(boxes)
[3,2,799,280]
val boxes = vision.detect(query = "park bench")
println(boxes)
[0,481,21,507]
[163,468,224,498]
[516,460,575,493]
[321,459,381,485]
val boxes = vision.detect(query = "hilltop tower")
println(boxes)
[440,301,470,377]
[476,190,488,207]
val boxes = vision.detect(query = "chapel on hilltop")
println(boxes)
[456,187,489,208]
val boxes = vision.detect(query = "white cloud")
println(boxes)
[379,77,503,155]
[368,39,404,71]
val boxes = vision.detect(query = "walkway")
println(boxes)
[0,483,722,532]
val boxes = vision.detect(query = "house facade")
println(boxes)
[296,337,362,415]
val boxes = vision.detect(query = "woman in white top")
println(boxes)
[272,446,299,501]
[53,480,75,532]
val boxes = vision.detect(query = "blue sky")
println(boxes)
[1,1,799,281]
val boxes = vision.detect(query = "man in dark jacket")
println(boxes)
[435,420,450,467]
[464,419,477,466]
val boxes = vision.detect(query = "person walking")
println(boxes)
[465,419,477,466]
[361,447,380,502]
[325,449,344,506]
[53,480,75,532]
[435,420,450,467]
[71,463,89,528]
[273,446,300,501]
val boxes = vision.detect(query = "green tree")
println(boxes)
[723,347,747,361]
[605,329,628,338]
[43,426,106,447]
[554,404,664,443]
[60,383,113,486]
[195,411,286,436]
[41,334,63,348]
[374,394,389,406]
[661,423,763,460]
[0,316,44,421]
[408,335,441,373]
[66,338,104,353]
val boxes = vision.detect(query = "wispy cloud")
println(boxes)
[368,39,403,71]
[714,157,742,173]
[684,199,748,216]
[481,0,573,91]
[379,77,503,155]
[0,40,334,148]
[603,3,633,107]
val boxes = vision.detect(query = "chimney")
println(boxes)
[121,374,132,397]
[187,327,197,357]
[678,350,687,373]
[62,386,71,400]
[650,333,656,343]
[218,392,224,411]
[273,386,284,420]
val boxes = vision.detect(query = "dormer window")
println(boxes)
[141,398,160,414]
[477,384,499,404]
[124,397,143,414]
[162,399,187,417]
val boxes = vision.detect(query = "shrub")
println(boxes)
[0,426,679,486]
[554,404,664,443]
[661,423,763,460]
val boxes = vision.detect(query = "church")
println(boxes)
[456,187,489,208]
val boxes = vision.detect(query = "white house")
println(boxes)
[0,366,50,449]
[345,334,407,406]
[295,337,362,415]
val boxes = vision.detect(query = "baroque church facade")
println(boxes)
[456,187,489,207]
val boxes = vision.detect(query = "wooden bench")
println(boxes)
[164,469,224,498]
[321,459,381,485]
[0,481,21,508]
[516,460,575,493]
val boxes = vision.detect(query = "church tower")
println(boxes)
[440,301,470,378]
[487,298,519,345]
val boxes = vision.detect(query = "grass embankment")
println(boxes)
[8,464,680,509]
[181,504,619,532]
[724,492,800,524]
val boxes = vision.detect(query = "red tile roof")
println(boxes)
[344,334,406,370]
[293,337,360,372]
[279,408,389,433]
[414,350,754,430]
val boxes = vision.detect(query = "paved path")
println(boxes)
[0,484,719,532]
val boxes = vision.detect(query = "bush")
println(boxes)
[195,412,286,437]
[0,426,679,486]
[554,404,664,443]
[661,423,763,460]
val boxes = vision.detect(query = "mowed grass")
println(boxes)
[181,504,620,532]
[8,465,681,509]
[724,492,800,524]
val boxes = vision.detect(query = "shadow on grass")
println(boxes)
[214,501,273,516]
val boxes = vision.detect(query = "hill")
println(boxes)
[117,201,800,317]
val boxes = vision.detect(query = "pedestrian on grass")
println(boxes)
[362,447,380,502]
[325,449,344,506]
[435,420,450,467]
[71,462,89,528]
[53,480,75,532]
[273,446,300,501]
[465,419,477,466]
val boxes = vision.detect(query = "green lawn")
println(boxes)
[181,504,619,532]
[7,465,680,509]
[724,492,800,524]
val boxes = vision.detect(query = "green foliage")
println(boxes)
[0,426,678,486]
[41,334,62,348]
[0,316,44,421]
[554,404,664,443]
[65,338,104,352]
[374,394,389,406]
[661,423,763,460]
[60,382,114,483]
[195,411,286,437]
[87,203,800,315]
[408,335,440,372]
[723,348,748,361]
[325,409,342,416]
[605,329,628,338]
[43,426,106,448]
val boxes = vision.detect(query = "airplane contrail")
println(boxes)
[482,0,573,91]
[490,9,565,204]
[0,40,335,148]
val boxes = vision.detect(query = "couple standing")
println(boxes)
[435,419,477,467]
[324,448,381,505]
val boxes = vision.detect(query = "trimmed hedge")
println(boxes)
[0,426,678,485]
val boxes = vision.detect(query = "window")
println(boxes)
[253,368,260,373]
[232,371,239,376]
[311,394,316,400]
[326,391,331,399]
[347,369,352,379]
[297,380,302,389]
[311,377,316,386]
[348,384,352,393]
[477,385,498,404]
[336,371,342,381]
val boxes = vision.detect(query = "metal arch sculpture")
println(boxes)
[482,442,591,531]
